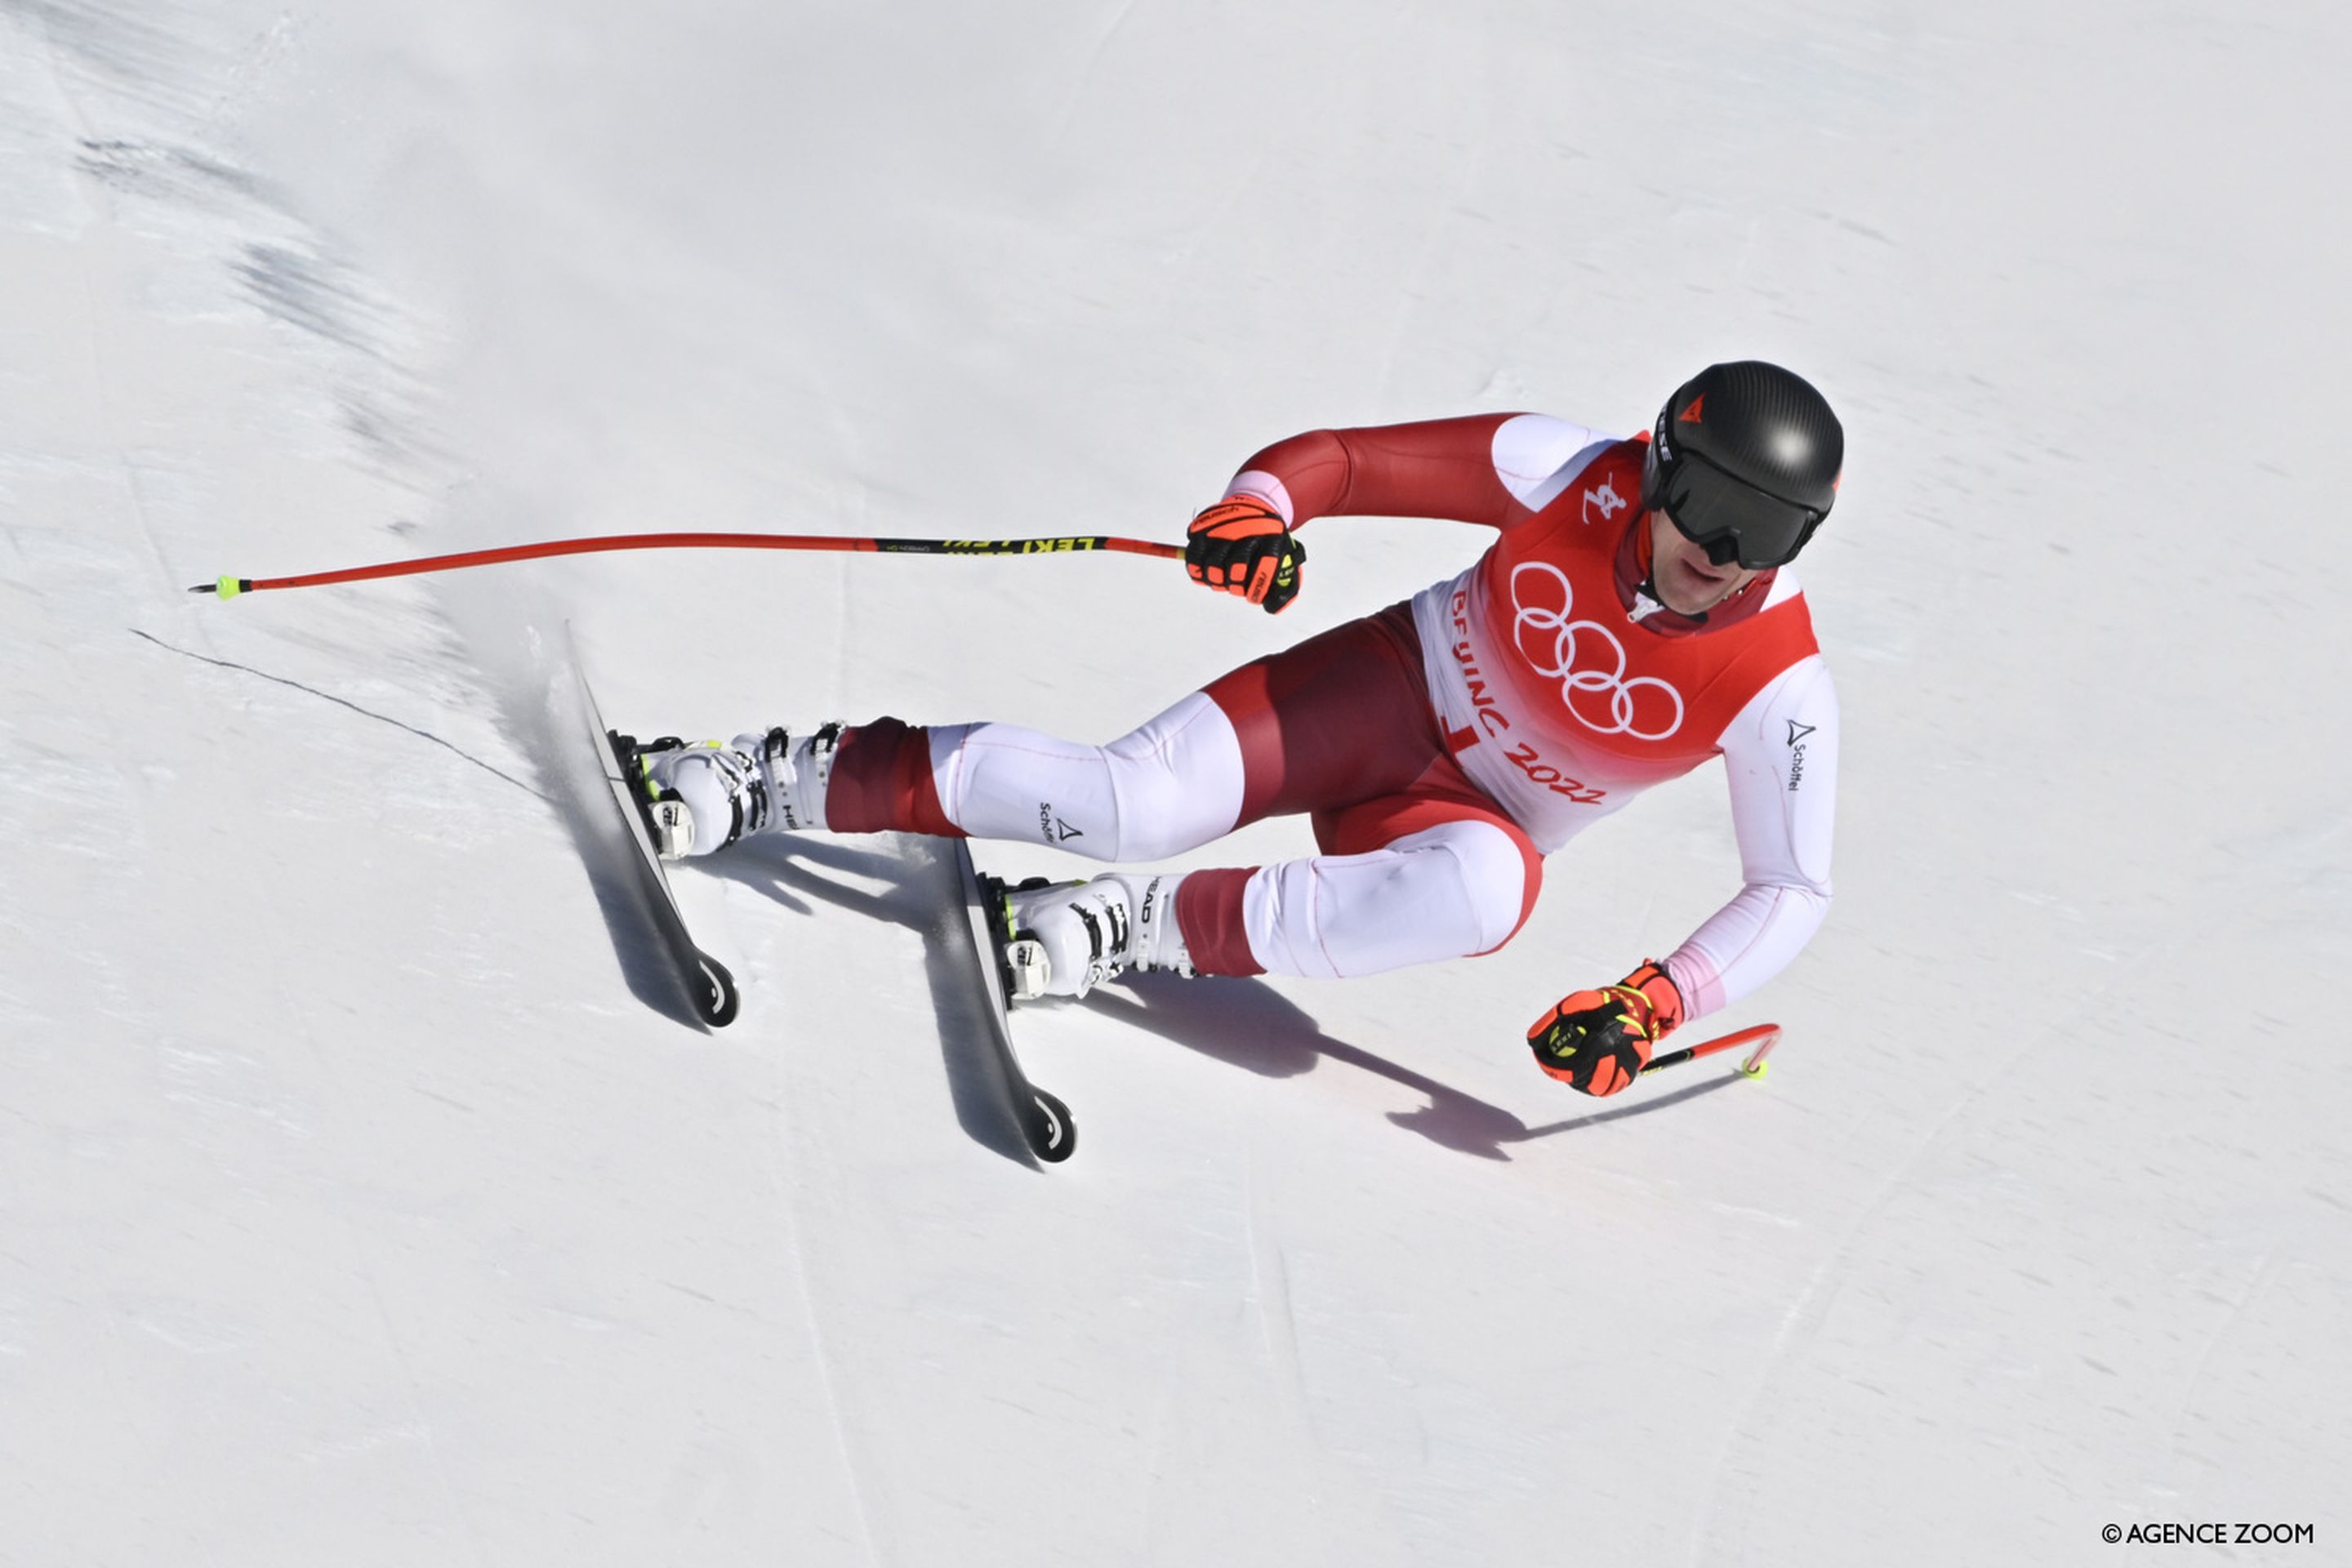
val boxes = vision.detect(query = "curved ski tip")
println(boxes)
[697,953,741,1028]
[1025,1088,1076,1163]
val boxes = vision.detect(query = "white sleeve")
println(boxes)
[1663,656,1838,1019]
[1487,414,1619,513]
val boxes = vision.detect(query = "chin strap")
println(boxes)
[1633,574,1706,626]
[1628,520,1709,626]
[1620,513,1699,630]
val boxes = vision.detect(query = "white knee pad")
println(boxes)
[1095,695,1247,860]
[1242,820,1531,979]
[927,693,1245,861]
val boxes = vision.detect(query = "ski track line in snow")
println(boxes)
[1684,1141,1939,1566]
[350,1213,493,1568]
[80,276,191,602]
[1683,1016,2061,1561]
[1683,934,2182,1566]
[2163,1243,2285,1481]
[1242,1134,1330,1557]
[262,840,494,1566]
[758,1049,889,1567]
[1049,0,1148,150]
[1369,35,1491,414]
[129,630,550,802]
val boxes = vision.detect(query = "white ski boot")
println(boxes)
[635,724,841,859]
[1001,873,1194,1000]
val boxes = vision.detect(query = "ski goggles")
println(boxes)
[1641,425,1825,571]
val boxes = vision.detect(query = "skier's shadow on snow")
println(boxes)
[567,810,715,1031]
[533,694,711,1033]
[706,833,1737,1162]
[702,832,1040,1165]
[1085,972,1740,1160]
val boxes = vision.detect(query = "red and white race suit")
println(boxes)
[822,414,1838,1022]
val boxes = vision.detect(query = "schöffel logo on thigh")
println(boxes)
[1508,562,1684,741]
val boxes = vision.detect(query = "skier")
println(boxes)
[638,361,1842,1097]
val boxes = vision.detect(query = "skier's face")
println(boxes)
[1648,510,1762,615]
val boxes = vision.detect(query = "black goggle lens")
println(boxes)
[1641,441,1821,571]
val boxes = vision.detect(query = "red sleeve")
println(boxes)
[1228,415,1525,530]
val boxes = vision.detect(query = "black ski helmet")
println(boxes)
[1640,361,1843,569]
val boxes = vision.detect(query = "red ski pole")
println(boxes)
[189,530,1187,599]
[1639,1022,1780,1080]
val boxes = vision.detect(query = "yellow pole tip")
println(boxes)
[1742,1060,1769,1080]
[214,575,244,600]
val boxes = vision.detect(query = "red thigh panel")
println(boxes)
[1200,601,1454,826]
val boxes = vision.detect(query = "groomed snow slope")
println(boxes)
[3,1,2347,1563]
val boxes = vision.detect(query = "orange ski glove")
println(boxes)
[1526,960,1685,1097]
[1185,497,1306,613]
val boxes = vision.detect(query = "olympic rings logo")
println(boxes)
[1508,562,1685,741]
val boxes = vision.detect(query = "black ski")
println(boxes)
[951,840,1076,1163]
[575,666,740,1028]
